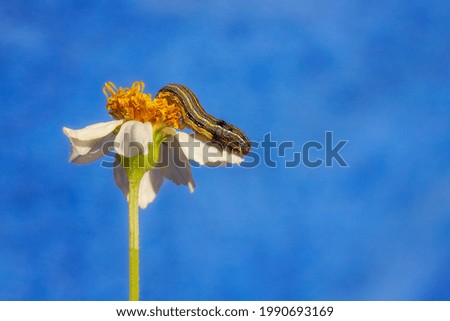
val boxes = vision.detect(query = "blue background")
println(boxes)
[1,0,449,300]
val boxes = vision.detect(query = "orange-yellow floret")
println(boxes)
[103,81,184,130]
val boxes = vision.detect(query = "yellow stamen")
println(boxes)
[103,81,184,130]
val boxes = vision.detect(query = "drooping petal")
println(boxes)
[114,121,153,158]
[114,159,165,209]
[63,119,124,164]
[175,132,244,166]
[138,169,164,209]
[113,158,129,199]
[157,135,196,192]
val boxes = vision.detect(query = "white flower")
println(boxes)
[63,120,244,209]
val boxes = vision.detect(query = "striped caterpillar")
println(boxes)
[156,84,251,155]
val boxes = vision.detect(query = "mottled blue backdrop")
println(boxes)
[1,1,449,300]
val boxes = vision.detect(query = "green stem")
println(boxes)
[123,136,163,301]
[128,176,141,301]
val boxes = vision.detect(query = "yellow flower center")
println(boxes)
[103,81,184,130]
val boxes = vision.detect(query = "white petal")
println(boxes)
[157,135,196,192]
[175,132,244,166]
[114,160,164,209]
[63,120,124,164]
[113,159,129,199]
[63,120,123,141]
[138,169,164,209]
[114,121,153,158]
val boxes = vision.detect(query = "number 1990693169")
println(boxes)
[259,306,334,317]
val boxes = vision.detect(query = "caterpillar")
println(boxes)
[156,84,251,155]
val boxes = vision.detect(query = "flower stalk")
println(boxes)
[122,139,162,300]
[128,174,141,301]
